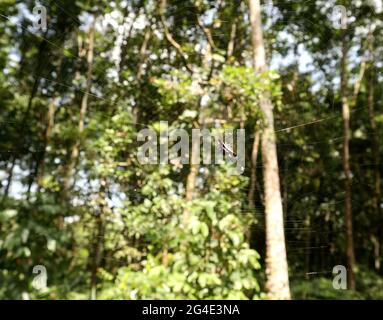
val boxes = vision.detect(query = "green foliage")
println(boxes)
[291,278,360,300]
[0,0,382,301]
[292,268,383,300]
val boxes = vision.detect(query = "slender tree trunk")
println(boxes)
[2,157,16,202]
[304,216,311,280]
[134,28,151,124]
[136,29,151,82]
[340,30,356,290]
[37,55,64,192]
[26,156,38,201]
[248,131,260,207]
[90,212,104,300]
[368,66,381,271]
[25,75,43,201]
[249,0,290,300]
[368,77,381,216]
[37,97,57,191]
[371,235,381,271]
[226,18,237,60]
[180,3,214,226]
[183,126,200,225]
[283,157,288,218]
[63,22,95,199]
[246,131,260,243]
[90,179,106,300]
[118,6,139,83]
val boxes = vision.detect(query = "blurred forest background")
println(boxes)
[0,0,383,300]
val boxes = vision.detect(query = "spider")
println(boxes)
[217,139,237,158]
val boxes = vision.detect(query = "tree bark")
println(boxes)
[249,0,290,300]
[340,30,356,290]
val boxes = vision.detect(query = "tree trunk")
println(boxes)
[134,28,151,125]
[368,75,380,216]
[37,97,57,191]
[5,72,40,201]
[248,131,260,207]
[37,55,64,192]
[304,216,311,280]
[63,21,95,199]
[26,156,38,201]
[368,65,381,271]
[2,157,16,202]
[283,157,288,218]
[340,30,356,290]
[183,126,200,226]
[249,0,290,300]
[226,17,237,60]
[90,179,106,300]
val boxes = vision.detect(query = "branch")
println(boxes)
[351,57,366,105]
[195,13,216,51]
[351,28,373,106]
[159,0,194,73]
[226,19,237,60]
